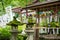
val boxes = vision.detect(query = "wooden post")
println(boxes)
[57,28,59,34]
[26,9,28,17]
[18,10,22,23]
[34,8,40,40]
[20,12,22,22]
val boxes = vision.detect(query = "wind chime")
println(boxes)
[58,6,60,26]
[50,6,55,22]
[46,7,49,24]
[41,7,47,27]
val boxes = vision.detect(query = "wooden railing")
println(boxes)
[33,27,60,34]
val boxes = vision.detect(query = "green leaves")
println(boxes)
[0,0,33,16]
[0,27,11,40]
[0,0,33,8]
[0,0,46,15]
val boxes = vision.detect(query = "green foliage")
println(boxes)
[0,0,2,2]
[46,21,59,27]
[58,11,60,14]
[17,34,27,40]
[0,0,33,8]
[0,27,11,40]
[0,24,26,40]
[18,24,26,31]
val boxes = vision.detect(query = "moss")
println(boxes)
[7,16,24,26]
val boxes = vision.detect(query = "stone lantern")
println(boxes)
[25,14,35,40]
[7,16,23,40]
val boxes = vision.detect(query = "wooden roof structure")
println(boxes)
[22,0,60,40]
[23,0,60,10]
[12,7,22,13]
[12,0,60,12]
[11,0,60,40]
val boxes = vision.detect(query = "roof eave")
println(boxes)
[23,1,60,10]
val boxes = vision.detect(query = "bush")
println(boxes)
[0,28,11,40]
[17,34,27,40]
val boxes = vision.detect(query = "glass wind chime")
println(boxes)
[39,5,60,27]
[47,6,59,27]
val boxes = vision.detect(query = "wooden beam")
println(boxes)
[24,1,60,10]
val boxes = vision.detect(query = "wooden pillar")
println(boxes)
[26,9,28,17]
[18,10,22,22]
[34,8,40,40]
